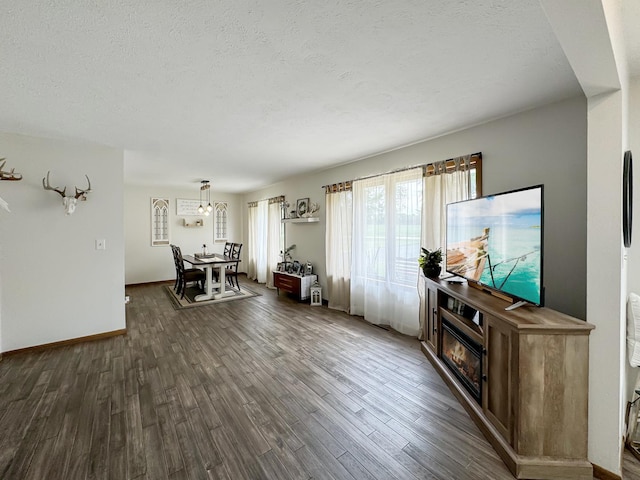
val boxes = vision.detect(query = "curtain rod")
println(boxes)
[247,194,285,206]
[321,152,481,190]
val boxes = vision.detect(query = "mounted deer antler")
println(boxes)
[43,171,92,215]
[0,158,23,181]
[74,176,91,200]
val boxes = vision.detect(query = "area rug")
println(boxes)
[164,284,260,309]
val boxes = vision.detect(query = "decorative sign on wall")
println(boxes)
[176,198,202,216]
[214,202,228,242]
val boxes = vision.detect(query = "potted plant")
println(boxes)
[419,247,442,278]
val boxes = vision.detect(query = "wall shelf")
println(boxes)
[183,218,204,227]
[282,217,319,224]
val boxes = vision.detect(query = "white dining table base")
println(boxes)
[194,262,236,301]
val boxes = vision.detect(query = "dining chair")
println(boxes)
[225,243,242,291]
[173,245,206,298]
[170,245,181,291]
[214,242,233,283]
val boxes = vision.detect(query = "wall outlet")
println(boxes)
[96,239,106,250]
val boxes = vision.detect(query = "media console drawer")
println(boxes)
[273,272,317,301]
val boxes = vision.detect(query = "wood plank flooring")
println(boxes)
[0,276,629,479]
[625,449,640,479]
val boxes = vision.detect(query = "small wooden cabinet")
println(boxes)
[421,277,594,480]
[273,272,317,301]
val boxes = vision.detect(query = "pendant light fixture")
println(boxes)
[198,180,212,216]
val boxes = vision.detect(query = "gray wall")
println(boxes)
[124,185,243,285]
[244,95,588,319]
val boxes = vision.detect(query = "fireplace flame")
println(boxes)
[443,328,480,391]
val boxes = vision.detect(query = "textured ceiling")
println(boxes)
[0,1,593,192]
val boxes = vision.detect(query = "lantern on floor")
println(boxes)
[310,281,322,306]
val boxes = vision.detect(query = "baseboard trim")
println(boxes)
[125,272,249,288]
[2,329,127,357]
[125,279,173,287]
[593,463,621,480]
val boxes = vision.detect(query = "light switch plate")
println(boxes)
[96,239,106,250]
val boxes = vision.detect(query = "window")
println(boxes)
[350,168,423,335]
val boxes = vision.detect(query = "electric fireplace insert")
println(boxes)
[441,318,482,403]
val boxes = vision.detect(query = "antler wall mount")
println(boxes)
[42,171,92,215]
[0,158,23,181]
[0,157,22,212]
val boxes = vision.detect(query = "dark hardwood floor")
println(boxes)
[0,276,631,479]
[625,449,640,479]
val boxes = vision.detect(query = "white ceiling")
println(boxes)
[0,1,636,193]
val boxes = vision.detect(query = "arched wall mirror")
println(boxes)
[624,150,633,248]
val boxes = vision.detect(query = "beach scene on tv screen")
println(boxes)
[446,188,542,305]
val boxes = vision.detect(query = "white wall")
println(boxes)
[584,2,629,474]
[124,185,242,284]
[0,132,125,352]
[244,96,588,319]
[587,88,627,473]
[625,76,640,401]
[627,77,640,302]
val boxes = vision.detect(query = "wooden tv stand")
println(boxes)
[421,277,595,480]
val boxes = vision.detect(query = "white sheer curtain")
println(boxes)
[247,200,269,283]
[418,155,474,339]
[423,156,473,251]
[266,200,282,288]
[350,168,423,336]
[247,203,259,280]
[247,197,282,286]
[325,187,353,312]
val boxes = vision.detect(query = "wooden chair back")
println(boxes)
[173,245,187,275]
[225,243,242,290]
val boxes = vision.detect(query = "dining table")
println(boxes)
[182,254,239,301]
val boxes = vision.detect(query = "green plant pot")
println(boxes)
[423,265,441,278]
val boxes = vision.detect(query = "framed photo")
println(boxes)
[296,198,309,217]
[292,260,301,275]
[305,262,313,275]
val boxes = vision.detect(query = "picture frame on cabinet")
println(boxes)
[292,260,302,275]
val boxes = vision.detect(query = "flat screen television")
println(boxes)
[446,185,544,307]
